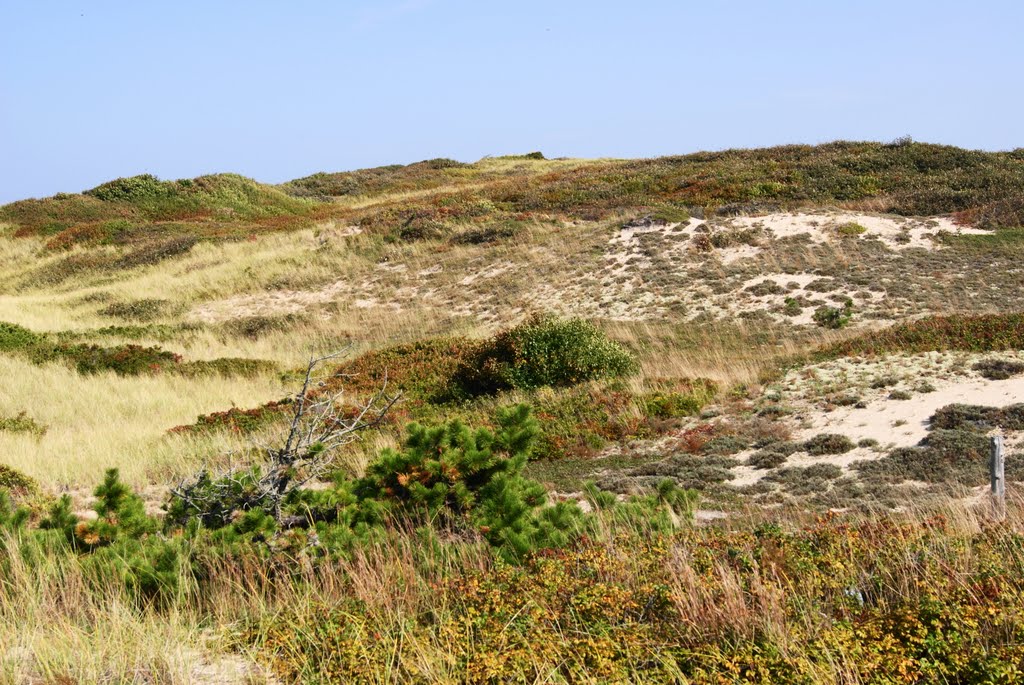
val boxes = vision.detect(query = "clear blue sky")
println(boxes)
[2,1,1022,203]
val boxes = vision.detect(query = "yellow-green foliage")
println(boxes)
[249,512,1024,683]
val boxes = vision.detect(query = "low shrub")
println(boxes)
[746,280,785,297]
[748,450,788,470]
[0,464,37,495]
[813,298,853,329]
[86,174,173,203]
[930,403,1024,431]
[649,205,691,224]
[175,357,278,379]
[837,221,867,236]
[450,220,526,245]
[642,391,703,419]
[0,321,45,351]
[804,433,855,455]
[782,297,803,316]
[805,278,840,293]
[0,411,47,437]
[171,399,292,435]
[113,236,198,269]
[973,358,1024,380]
[821,313,1024,358]
[98,298,170,322]
[223,313,310,340]
[457,316,637,395]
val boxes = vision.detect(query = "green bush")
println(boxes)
[930,403,1024,432]
[643,391,703,419]
[804,433,855,455]
[450,220,526,245]
[356,404,580,561]
[649,205,690,224]
[820,313,1024,359]
[837,221,867,236]
[175,357,278,379]
[0,321,45,351]
[973,358,1024,380]
[0,464,37,495]
[813,299,853,329]
[746,280,785,297]
[86,175,173,203]
[0,411,47,437]
[98,298,170,322]
[457,316,637,395]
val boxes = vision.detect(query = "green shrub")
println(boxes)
[973,358,1024,380]
[813,299,853,329]
[930,403,1024,432]
[450,220,526,245]
[889,390,912,400]
[98,298,170,322]
[0,321,45,351]
[0,411,47,437]
[0,464,37,495]
[650,205,690,224]
[53,343,182,375]
[746,280,785,297]
[701,435,749,456]
[458,316,637,395]
[355,404,579,561]
[821,313,1024,358]
[85,175,173,203]
[175,357,278,379]
[642,391,703,419]
[804,433,855,455]
[748,450,788,470]
[113,236,198,269]
[805,278,840,293]
[854,436,991,486]
[837,222,867,236]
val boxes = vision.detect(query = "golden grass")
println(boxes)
[0,532,268,685]
[0,356,284,489]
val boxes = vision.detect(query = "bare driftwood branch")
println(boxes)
[171,349,400,525]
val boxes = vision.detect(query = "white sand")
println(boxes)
[795,376,1024,448]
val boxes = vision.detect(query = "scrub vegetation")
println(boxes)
[2,140,1024,681]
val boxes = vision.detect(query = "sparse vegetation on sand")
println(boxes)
[2,140,1024,680]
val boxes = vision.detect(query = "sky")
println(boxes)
[1,1,1022,203]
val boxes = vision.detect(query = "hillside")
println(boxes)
[2,141,1024,681]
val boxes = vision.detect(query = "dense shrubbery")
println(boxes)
[0,463,37,495]
[1,173,314,244]
[821,313,1024,358]
[9,141,1023,255]
[812,298,853,329]
[853,403,1024,487]
[974,357,1024,380]
[176,322,687,462]
[457,316,638,395]
[252,513,1024,683]
[0,411,48,438]
[0,319,276,378]
[0,407,696,615]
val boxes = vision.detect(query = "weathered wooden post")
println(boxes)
[991,434,1005,521]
